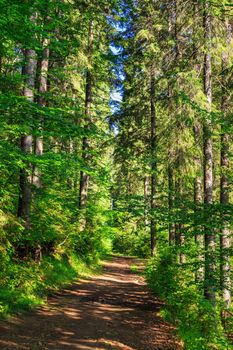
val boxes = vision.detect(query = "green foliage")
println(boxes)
[0,0,116,319]
[145,248,232,350]
[112,1,233,347]
[0,252,100,318]
[112,227,150,258]
[0,1,232,349]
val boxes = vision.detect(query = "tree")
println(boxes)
[203,0,216,307]
[220,13,232,314]
[17,14,37,229]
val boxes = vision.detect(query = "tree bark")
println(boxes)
[203,0,216,306]
[144,176,150,231]
[193,123,204,282]
[79,23,94,229]
[17,47,37,229]
[220,18,231,313]
[33,38,50,188]
[33,38,50,264]
[174,159,185,264]
[168,165,175,245]
[150,70,157,256]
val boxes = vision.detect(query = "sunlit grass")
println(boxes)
[0,252,101,318]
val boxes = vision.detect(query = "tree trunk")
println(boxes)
[220,18,231,314]
[17,47,37,229]
[33,38,50,264]
[79,23,94,229]
[193,123,204,282]
[150,70,157,256]
[203,0,216,306]
[33,38,50,188]
[79,63,92,209]
[175,162,185,264]
[144,176,150,231]
[168,165,175,245]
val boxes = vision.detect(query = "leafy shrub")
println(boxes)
[145,247,231,350]
[0,252,100,318]
[112,228,151,258]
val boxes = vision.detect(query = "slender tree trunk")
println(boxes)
[33,39,50,264]
[79,67,92,209]
[150,70,157,256]
[144,176,150,231]
[174,169,181,250]
[33,39,50,188]
[203,0,216,306]
[220,18,231,314]
[172,0,185,262]
[191,0,204,282]
[79,23,94,229]
[174,0,180,60]
[17,47,37,229]
[194,123,204,282]
[175,160,185,264]
[168,165,175,245]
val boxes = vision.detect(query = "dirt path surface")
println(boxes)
[0,257,182,350]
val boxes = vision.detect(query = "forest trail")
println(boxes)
[0,257,182,350]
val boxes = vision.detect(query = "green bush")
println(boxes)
[0,252,100,318]
[145,247,231,350]
[112,228,151,258]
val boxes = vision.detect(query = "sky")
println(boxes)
[110,44,123,111]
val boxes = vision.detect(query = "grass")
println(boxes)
[130,264,140,273]
[0,252,101,318]
[145,249,232,350]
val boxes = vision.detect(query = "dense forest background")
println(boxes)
[0,0,233,349]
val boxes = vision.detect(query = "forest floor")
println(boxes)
[0,256,183,350]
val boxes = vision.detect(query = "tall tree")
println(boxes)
[33,38,50,188]
[17,18,37,229]
[203,0,216,306]
[220,15,232,314]
[150,67,157,255]
[79,22,94,226]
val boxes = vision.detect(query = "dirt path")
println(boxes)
[0,257,182,350]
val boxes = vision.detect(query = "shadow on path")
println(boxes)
[0,257,183,350]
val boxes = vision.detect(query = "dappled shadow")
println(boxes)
[0,257,182,350]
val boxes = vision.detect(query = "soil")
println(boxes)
[0,256,183,350]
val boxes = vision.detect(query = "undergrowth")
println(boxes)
[145,247,232,350]
[0,252,101,318]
